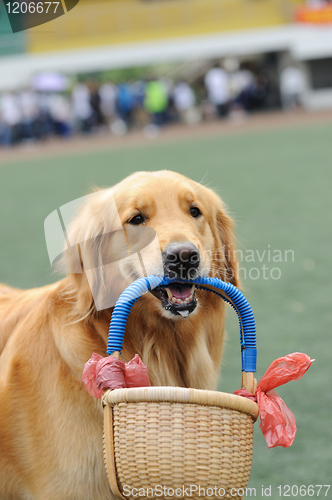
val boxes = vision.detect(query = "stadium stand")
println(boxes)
[27,0,302,53]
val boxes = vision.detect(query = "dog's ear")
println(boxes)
[61,189,123,315]
[214,202,240,288]
[63,216,103,315]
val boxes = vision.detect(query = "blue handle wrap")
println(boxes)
[107,276,257,373]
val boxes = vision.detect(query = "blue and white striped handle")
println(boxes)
[107,276,257,375]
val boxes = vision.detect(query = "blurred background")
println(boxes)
[1,0,331,497]
[1,0,332,144]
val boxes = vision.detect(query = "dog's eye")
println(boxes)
[127,214,145,225]
[190,207,202,218]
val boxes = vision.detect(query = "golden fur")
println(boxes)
[0,171,239,500]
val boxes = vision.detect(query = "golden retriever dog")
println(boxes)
[0,170,239,500]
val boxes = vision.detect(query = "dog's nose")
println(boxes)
[163,242,200,280]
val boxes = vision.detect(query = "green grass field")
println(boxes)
[1,120,331,498]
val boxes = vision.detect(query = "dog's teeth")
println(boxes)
[191,285,195,294]
[169,293,193,305]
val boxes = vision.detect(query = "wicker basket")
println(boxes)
[103,387,258,500]
[102,276,259,500]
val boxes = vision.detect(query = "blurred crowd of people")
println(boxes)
[0,62,306,147]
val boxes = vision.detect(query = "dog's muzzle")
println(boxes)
[163,242,200,280]
[150,243,200,318]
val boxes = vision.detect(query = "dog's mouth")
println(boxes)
[150,283,197,318]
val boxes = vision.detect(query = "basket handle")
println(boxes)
[107,276,257,392]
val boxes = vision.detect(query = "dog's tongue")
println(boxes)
[168,285,192,299]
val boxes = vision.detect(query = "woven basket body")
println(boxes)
[103,387,259,500]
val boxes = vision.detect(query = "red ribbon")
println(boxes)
[235,353,314,448]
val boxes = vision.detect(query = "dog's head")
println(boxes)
[64,171,239,319]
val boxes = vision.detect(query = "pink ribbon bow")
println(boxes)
[235,352,314,448]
